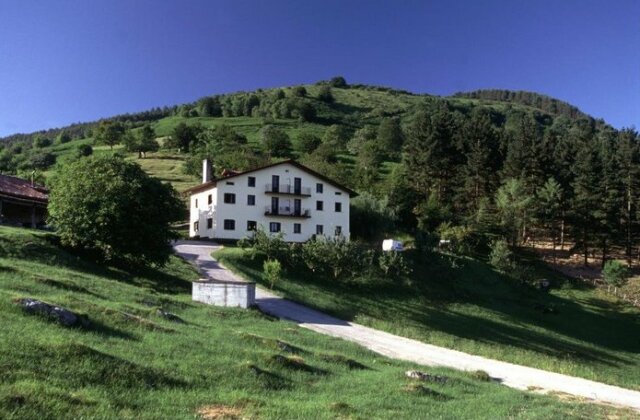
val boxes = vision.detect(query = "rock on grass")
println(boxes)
[15,298,89,328]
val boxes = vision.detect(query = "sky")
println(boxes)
[0,0,638,136]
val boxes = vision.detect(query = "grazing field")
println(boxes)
[215,246,640,391]
[0,226,630,418]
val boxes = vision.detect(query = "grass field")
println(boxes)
[215,247,640,392]
[0,226,632,418]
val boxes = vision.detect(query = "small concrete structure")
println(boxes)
[192,279,256,308]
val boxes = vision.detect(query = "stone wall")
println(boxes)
[192,279,256,308]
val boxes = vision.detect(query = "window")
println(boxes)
[207,218,213,229]
[335,226,342,236]
[316,183,323,193]
[223,219,235,230]
[316,200,323,211]
[316,225,324,235]
[195,199,198,208]
[293,223,301,234]
[223,193,236,204]
[193,221,199,232]
[335,202,342,212]
[226,181,234,185]
[247,195,255,206]
[335,192,342,196]
[248,176,256,187]
[247,220,257,231]
[269,222,281,233]
[208,194,212,205]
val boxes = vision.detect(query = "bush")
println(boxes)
[378,251,411,280]
[56,132,72,144]
[295,132,322,154]
[292,86,307,97]
[437,222,477,255]
[77,144,93,157]
[329,76,347,88]
[48,155,184,266]
[317,85,334,103]
[33,136,51,148]
[263,259,282,289]
[602,260,629,287]
[489,239,515,273]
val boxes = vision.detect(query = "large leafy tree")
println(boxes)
[123,125,159,158]
[48,155,184,266]
[260,125,292,158]
[94,121,124,149]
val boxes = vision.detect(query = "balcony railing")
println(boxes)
[264,206,311,218]
[265,184,311,196]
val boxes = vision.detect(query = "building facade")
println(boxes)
[187,160,354,242]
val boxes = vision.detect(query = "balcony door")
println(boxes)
[294,177,301,195]
[272,175,280,193]
[271,197,279,214]
[294,199,301,215]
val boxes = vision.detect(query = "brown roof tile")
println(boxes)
[0,174,49,203]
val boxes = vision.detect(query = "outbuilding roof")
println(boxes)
[0,174,49,204]
[185,160,357,197]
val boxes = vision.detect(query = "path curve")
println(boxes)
[174,240,640,411]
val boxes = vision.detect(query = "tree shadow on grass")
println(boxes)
[0,234,193,295]
[226,249,640,369]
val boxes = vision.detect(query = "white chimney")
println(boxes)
[202,159,212,183]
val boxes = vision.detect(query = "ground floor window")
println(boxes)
[316,224,323,235]
[223,219,235,230]
[247,220,257,231]
[207,218,213,229]
[335,226,342,236]
[193,221,199,232]
[293,223,301,234]
[270,222,281,233]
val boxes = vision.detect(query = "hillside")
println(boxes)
[0,226,628,418]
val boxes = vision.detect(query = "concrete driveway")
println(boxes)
[173,240,640,411]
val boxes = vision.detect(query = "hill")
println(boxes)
[215,243,640,391]
[0,226,628,418]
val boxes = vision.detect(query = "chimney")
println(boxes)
[202,159,212,183]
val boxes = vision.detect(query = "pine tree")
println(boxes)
[403,103,457,203]
[459,109,500,213]
[571,138,602,266]
[617,128,640,259]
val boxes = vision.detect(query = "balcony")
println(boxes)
[265,184,312,197]
[264,206,311,218]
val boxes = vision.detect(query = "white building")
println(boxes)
[186,160,355,242]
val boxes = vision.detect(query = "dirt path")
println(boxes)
[173,241,640,411]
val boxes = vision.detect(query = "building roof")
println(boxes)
[0,174,49,204]
[185,160,357,197]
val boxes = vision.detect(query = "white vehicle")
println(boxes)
[382,239,403,252]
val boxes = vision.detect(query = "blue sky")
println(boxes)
[0,0,638,136]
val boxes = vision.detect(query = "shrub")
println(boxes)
[437,222,477,255]
[33,136,51,148]
[602,260,629,287]
[77,144,93,157]
[48,155,184,266]
[329,76,347,88]
[317,85,334,103]
[263,259,282,289]
[292,86,307,97]
[489,239,515,273]
[378,251,411,280]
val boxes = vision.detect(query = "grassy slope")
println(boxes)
[0,226,633,419]
[215,247,640,391]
